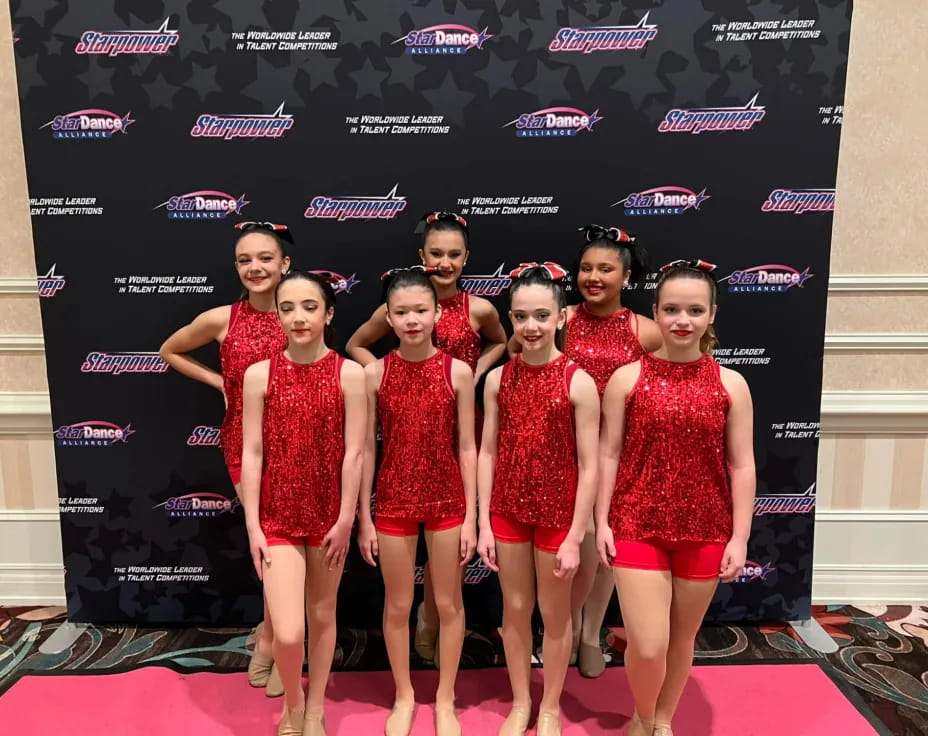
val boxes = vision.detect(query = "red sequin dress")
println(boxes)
[260,350,345,538]
[609,353,732,543]
[565,304,645,397]
[491,354,580,530]
[376,350,465,520]
[219,300,287,471]
[436,291,481,373]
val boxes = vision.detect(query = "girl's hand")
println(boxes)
[596,524,616,569]
[247,526,270,580]
[554,539,581,579]
[322,517,353,570]
[719,538,748,583]
[460,517,477,566]
[357,518,379,567]
[477,525,498,572]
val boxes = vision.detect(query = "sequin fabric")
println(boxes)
[260,351,344,538]
[219,300,287,470]
[491,354,579,530]
[565,304,645,397]
[376,350,465,519]
[436,291,481,373]
[609,353,732,543]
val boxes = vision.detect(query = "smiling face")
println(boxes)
[509,282,565,355]
[234,232,289,295]
[386,285,440,348]
[419,229,468,289]
[276,277,332,348]
[653,275,716,352]
[577,245,627,306]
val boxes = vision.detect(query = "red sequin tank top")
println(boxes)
[375,350,465,520]
[491,354,580,530]
[436,291,481,373]
[219,300,286,470]
[565,305,645,397]
[610,353,732,543]
[260,350,344,538]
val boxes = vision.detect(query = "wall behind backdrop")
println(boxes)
[0,1,925,610]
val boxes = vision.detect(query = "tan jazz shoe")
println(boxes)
[384,702,416,736]
[278,707,305,736]
[435,706,462,736]
[414,602,438,661]
[536,711,562,736]
[265,662,284,698]
[577,642,606,678]
[498,705,531,736]
[627,714,653,736]
[248,622,273,687]
[302,711,326,736]
[653,724,674,736]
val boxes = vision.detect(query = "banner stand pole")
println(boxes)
[39,622,88,654]
[787,618,838,653]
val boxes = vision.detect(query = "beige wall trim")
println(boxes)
[0,391,52,434]
[0,334,44,352]
[828,274,928,292]
[824,333,928,351]
[820,391,928,434]
[0,509,64,606]
[0,276,37,294]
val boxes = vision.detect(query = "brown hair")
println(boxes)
[654,265,718,354]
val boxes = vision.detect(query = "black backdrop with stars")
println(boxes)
[11,0,851,624]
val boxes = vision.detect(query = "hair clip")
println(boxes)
[578,224,636,245]
[380,265,441,281]
[508,261,570,281]
[659,259,717,274]
[234,221,294,244]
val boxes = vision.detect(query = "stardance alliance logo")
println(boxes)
[658,94,766,134]
[734,560,776,583]
[459,264,510,297]
[154,492,241,518]
[41,109,134,140]
[761,189,835,214]
[38,265,66,297]
[613,186,710,216]
[720,265,814,293]
[74,18,179,56]
[304,184,407,221]
[154,191,250,220]
[55,420,135,447]
[395,24,492,55]
[549,12,658,53]
[505,107,603,138]
[309,270,361,295]
[190,102,294,140]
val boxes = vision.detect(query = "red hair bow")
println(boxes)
[508,261,570,281]
[659,259,717,274]
[380,265,441,281]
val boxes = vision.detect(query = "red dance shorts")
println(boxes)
[265,531,326,548]
[612,538,726,581]
[375,515,465,537]
[491,514,568,554]
[226,461,242,486]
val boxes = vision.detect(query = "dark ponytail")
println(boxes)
[275,271,337,346]
[508,262,571,351]
[380,265,440,307]
[576,224,650,284]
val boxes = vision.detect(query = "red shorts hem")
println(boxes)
[227,463,242,486]
[491,514,567,554]
[375,515,464,537]
[611,538,724,580]
[266,533,325,548]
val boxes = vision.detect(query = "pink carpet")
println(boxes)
[0,664,878,735]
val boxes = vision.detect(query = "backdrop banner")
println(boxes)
[10,0,852,624]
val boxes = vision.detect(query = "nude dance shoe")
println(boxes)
[248,622,273,687]
[536,711,563,736]
[577,642,606,678]
[497,705,531,736]
[384,702,416,736]
[265,662,284,698]
[278,707,305,736]
[627,714,653,736]
[414,602,438,662]
[435,706,462,736]
[302,711,326,736]
[653,724,674,736]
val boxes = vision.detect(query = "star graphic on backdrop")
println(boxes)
[76,60,116,100]
[421,71,477,126]
[759,449,803,492]
[50,5,129,41]
[177,20,213,59]
[556,54,607,93]
[473,55,520,97]
[11,52,45,97]
[708,36,751,74]
[213,0,268,29]
[45,35,64,55]
[349,58,390,100]
[186,62,223,102]
[776,58,792,76]
[13,0,59,24]
[142,72,178,111]
[383,51,425,93]
[520,61,572,105]
[307,52,341,92]
[204,27,228,52]
[724,63,760,102]
[242,55,305,109]
[615,47,667,110]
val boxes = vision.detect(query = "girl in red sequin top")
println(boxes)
[595,261,756,736]
[241,272,367,736]
[357,266,478,736]
[159,221,290,696]
[477,264,600,736]
[346,211,507,663]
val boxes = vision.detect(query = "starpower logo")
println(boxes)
[754,484,816,516]
[154,191,250,220]
[549,11,658,53]
[55,420,135,447]
[613,186,710,216]
[735,560,776,583]
[37,265,66,297]
[415,558,494,585]
[505,107,603,138]
[41,109,134,140]
[74,18,179,56]
[658,93,766,134]
[720,264,814,293]
[309,270,361,295]
[154,492,241,518]
[304,184,407,221]
[395,24,492,55]
[81,352,169,375]
[187,426,220,446]
[459,264,510,297]
[190,102,294,140]
[761,189,835,214]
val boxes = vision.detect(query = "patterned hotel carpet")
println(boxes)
[1,605,926,735]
